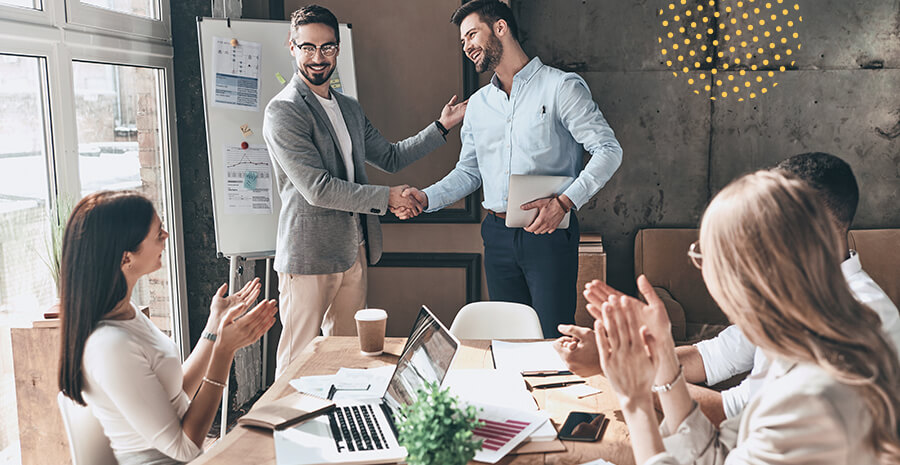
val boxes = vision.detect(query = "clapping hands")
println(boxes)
[215,298,278,355]
[208,278,262,330]
[585,275,679,403]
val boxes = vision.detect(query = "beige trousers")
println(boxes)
[275,245,367,379]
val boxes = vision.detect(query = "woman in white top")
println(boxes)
[586,171,900,464]
[58,191,278,464]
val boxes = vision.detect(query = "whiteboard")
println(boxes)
[197,17,357,258]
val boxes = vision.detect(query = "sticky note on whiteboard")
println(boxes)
[243,171,258,190]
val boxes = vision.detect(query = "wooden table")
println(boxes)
[189,337,635,465]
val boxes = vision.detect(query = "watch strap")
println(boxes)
[434,120,449,137]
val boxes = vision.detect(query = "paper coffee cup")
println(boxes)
[355,309,387,356]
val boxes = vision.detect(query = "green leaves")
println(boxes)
[397,382,484,465]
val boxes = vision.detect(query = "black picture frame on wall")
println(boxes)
[371,253,482,304]
[379,17,481,224]
[272,0,483,224]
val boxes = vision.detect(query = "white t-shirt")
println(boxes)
[82,307,201,462]
[313,90,354,183]
[695,251,900,419]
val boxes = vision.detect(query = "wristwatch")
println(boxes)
[434,120,449,137]
[201,330,217,342]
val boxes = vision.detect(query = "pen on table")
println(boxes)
[529,380,586,390]
[521,370,573,377]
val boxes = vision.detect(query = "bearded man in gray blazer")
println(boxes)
[264,5,467,377]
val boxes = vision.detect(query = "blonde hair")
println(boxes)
[700,170,900,462]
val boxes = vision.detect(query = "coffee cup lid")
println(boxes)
[355,308,387,321]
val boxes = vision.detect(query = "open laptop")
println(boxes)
[505,174,575,229]
[274,305,460,465]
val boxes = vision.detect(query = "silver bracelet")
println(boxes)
[651,365,684,393]
[202,376,227,389]
[200,330,217,342]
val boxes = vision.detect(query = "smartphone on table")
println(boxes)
[557,411,608,442]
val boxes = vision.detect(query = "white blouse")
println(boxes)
[82,307,201,462]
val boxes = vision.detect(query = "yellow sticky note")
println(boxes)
[275,72,286,85]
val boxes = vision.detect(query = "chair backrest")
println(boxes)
[634,228,727,326]
[849,229,900,307]
[449,301,544,339]
[56,392,118,465]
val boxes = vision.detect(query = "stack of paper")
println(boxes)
[491,340,569,374]
[289,365,394,401]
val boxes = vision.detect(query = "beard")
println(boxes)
[299,62,336,86]
[474,33,503,73]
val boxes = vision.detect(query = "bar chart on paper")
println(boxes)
[468,404,548,463]
[474,418,530,451]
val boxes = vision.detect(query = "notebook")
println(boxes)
[238,392,334,431]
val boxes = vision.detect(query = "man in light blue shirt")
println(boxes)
[400,0,623,336]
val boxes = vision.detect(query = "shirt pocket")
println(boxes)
[516,110,552,152]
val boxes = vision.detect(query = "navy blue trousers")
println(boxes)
[481,213,579,338]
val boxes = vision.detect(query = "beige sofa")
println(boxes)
[633,228,900,344]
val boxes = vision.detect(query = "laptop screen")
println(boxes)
[382,306,459,418]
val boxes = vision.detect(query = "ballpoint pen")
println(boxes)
[528,380,586,390]
[521,370,573,377]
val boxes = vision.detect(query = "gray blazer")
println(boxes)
[263,75,445,275]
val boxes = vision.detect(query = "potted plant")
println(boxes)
[37,195,74,318]
[397,382,483,465]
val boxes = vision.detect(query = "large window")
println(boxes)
[0,1,183,463]
[0,55,54,326]
[72,61,175,334]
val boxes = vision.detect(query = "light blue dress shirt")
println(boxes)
[423,57,623,213]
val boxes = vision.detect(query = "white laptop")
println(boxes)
[505,174,575,229]
[274,306,460,465]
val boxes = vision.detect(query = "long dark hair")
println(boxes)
[58,190,155,405]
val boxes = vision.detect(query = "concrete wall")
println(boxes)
[514,0,900,294]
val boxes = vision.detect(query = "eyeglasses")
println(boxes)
[688,240,703,269]
[291,39,339,57]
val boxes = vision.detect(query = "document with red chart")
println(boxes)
[468,403,549,463]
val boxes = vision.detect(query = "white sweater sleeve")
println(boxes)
[85,330,201,461]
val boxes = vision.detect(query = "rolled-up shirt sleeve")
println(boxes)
[694,325,756,386]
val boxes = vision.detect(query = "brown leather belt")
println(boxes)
[485,209,506,219]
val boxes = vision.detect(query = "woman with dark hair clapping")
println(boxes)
[58,190,278,465]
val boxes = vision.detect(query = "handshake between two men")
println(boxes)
[387,186,575,236]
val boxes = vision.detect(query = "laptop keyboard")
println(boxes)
[328,404,389,453]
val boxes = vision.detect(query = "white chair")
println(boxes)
[449,301,544,339]
[57,392,118,465]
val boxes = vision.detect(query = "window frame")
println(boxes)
[0,1,54,27]
[0,1,189,357]
[64,0,171,42]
